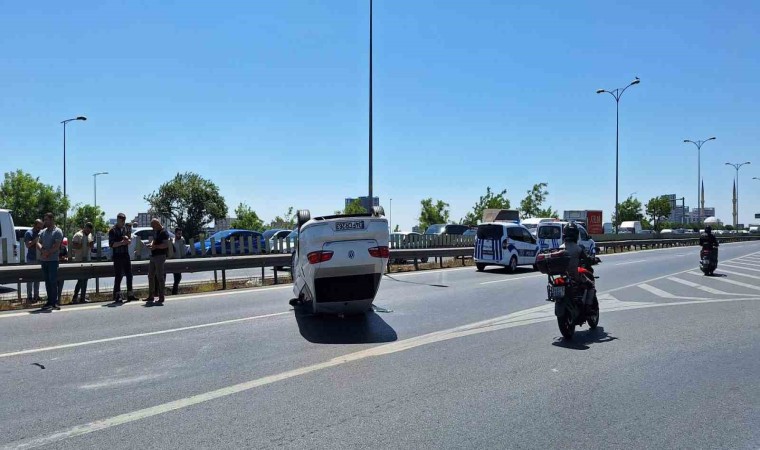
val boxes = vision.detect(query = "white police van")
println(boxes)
[536,221,596,254]
[291,207,389,315]
[474,222,539,272]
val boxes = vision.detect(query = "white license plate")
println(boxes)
[336,221,365,231]
[551,286,565,298]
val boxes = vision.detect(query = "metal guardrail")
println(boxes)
[0,248,472,286]
[595,235,760,253]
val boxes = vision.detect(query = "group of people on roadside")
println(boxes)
[22,212,185,310]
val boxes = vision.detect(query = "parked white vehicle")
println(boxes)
[536,221,596,255]
[291,207,389,315]
[0,210,20,264]
[619,221,643,234]
[521,217,557,236]
[474,222,539,272]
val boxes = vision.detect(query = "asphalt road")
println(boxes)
[0,242,758,449]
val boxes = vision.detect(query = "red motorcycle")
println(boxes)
[536,249,601,340]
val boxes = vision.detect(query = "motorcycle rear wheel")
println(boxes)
[558,313,575,340]
[587,296,599,330]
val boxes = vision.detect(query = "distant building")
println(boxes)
[662,194,689,224]
[214,217,234,232]
[688,207,716,223]
[345,196,379,212]
[132,211,172,228]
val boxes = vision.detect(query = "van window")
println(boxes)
[444,225,469,235]
[520,228,535,243]
[507,227,524,242]
[579,227,589,241]
[477,225,504,240]
[538,226,561,239]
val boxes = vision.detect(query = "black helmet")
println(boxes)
[563,222,580,242]
[705,225,712,234]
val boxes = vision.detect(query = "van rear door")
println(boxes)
[475,224,504,261]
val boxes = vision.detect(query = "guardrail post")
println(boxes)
[414,258,419,271]
[222,269,226,290]
[273,265,278,285]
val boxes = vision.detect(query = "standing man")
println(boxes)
[109,213,137,303]
[23,219,43,304]
[71,222,94,303]
[146,219,170,304]
[171,227,184,295]
[37,213,63,311]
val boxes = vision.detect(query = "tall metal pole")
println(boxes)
[389,198,392,232]
[368,0,373,212]
[683,137,715,224]
[596,78,639,233]
[63,122,67,231]
[61,116,87,233]
[93,172,108,210]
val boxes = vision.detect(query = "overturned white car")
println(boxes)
[291,207,389,315]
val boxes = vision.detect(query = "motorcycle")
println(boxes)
[699,244,718,275]
[536,249,601,340]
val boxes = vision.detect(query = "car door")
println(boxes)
[520,227,538,264]
[578,227,592,254]
[505,227,523,264]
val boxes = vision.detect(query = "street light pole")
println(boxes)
[61,116,87,232]
[725,161,751,228]
[92,172,108,210]
[389,197,392,232]
[368,0,373,211]
[683,137,715,225]
[596,77,640,233]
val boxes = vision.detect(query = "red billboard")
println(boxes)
[587,210,603,235]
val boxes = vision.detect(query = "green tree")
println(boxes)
[419,198,450,232]
[269,206,296,229]
[461,187,510,226]
[724,224,734,231]
[519,182,558,219]
[69,204,109,233]
[343,198,367,215]
[144,172,227,240]
[612,195,644,226]
[645,196,673,232]
[231,203,264,231]
[0,170,70,229]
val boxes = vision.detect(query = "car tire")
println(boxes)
[508,256,518,273]
[476,263,486,272]
[297,209,310,229]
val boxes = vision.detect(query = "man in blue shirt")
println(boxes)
[23,219,43,304]
[37,213,63,311]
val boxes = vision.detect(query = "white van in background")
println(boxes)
[0,209,20,264]
[619,221,643,234]
[521,217,558,237]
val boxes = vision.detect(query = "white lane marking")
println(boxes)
[713,268,760,281]
[687,272,760,292]
[479,273,543,285]
[637,284,677,298]
[601,250,760,295]
[722,260,759,267]
[80,374,167,390]
[721,263,760,273]
[613,259,647,266]
[0,311,289,359]
[5,295,760,450]
[595,240,760,259]
[666,277,746,296]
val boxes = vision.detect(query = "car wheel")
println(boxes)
[297,209,310,228]
[476,263,486,272]
[508,256,518,273]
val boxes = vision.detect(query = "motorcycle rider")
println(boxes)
[561,222,588,284]
[699,225,719,266]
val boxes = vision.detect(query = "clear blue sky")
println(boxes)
[2,0,759,230]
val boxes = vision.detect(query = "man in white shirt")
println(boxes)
[71,222,94,303]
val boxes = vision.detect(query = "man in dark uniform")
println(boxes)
[109,213,138,303]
